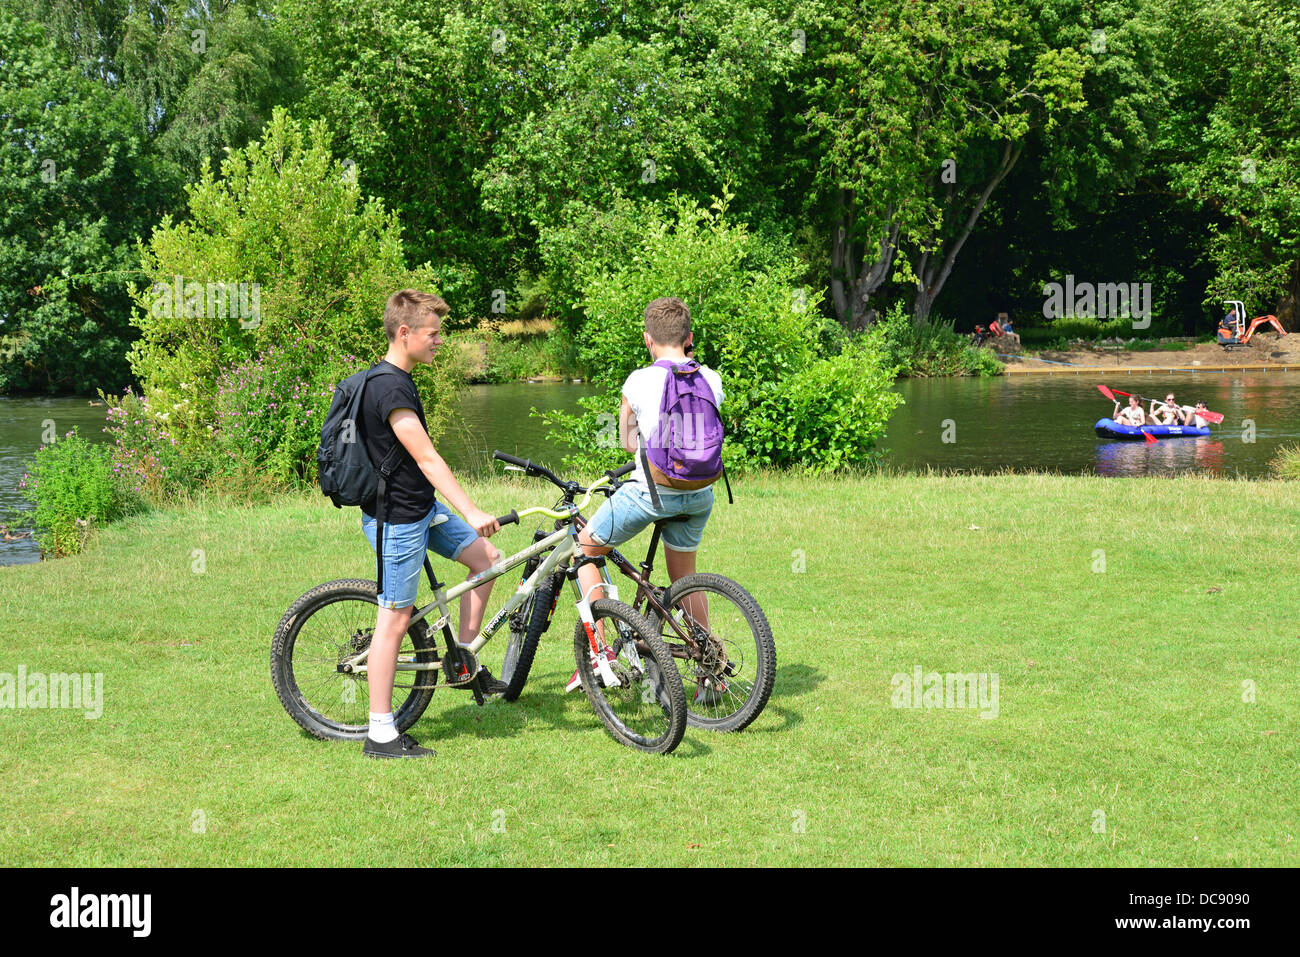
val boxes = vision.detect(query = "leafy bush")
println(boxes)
[543,191,902,474]
[538,195,671,333]
[471,319,579,383]
[20,429,144,557]
[873,304,1003,377]
[118,108,464,494]
[1017,315,1178,345]
[100,386,186,500]
[214,337,357,486]
[740,337,902,472]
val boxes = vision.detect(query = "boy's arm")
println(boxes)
[388,409,499,536]
[619,395,639,456]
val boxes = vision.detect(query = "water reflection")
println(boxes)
[1095,438,1228,476]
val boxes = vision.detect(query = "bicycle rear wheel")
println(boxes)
[501,571,563,701]
[573,599,686,754]
[270,579,439,741]
[647,573,775,732]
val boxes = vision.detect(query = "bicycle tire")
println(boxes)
[572,598,686,754]
[270,578,439,741]
[647,573,775,732]
[501,572,563,702]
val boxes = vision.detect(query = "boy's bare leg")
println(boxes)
[455,537,501,643]
[368,605,413,715]
[664,546,707,629]
[664,545,722,693]
[575,530,611,639]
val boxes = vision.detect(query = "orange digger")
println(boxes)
[1218,299,1287,347]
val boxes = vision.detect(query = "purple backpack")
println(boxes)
[640,358,725,494]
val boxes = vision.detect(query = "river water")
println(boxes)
[2,372,1296,565]
[885,371,1300,477]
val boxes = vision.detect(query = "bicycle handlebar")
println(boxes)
[492,449,617,523]
[492,450,568,490]
[493,450,529,469]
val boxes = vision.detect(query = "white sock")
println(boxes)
[368,711,398,744]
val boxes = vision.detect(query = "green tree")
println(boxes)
[1152,0,1300,321]
[795,0,1167,326]
[0,8,172,393]
[23,0,301,180]
[279,0,802,321]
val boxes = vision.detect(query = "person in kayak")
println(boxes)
[1179,401,1211,428]
[1152,393,1182,425]
[1114,394,1147,426]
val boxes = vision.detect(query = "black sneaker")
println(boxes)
[363,733,436,759]
[469,666,509,696]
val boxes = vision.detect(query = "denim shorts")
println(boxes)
[584,483,713,552]
[361,500,479,609]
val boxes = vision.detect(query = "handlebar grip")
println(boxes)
[495,510,519,527]
[608,461,636,480]
[493,450,530,469]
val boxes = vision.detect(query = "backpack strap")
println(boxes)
[638,434,664,511]
[371,443,408,595]
[360,364,413,596]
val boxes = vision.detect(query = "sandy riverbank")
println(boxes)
[999,333,1297,371]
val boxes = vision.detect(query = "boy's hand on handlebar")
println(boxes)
[464,506,501,537]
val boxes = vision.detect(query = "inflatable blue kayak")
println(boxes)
[1094,418,1211,440]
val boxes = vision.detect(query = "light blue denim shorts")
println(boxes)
[361,499,478,609]
[584,483,713,552]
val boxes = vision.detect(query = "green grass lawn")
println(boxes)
[2,473,1296,866]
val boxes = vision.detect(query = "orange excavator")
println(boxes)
[1218,299,1287,347]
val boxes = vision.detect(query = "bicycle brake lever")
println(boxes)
[504,465,525,473]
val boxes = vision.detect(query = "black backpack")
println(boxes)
[318,363,409,592]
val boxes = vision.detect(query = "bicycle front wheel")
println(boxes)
[648,573,775,732]
[270,579,439,741]
[573,599,686,754]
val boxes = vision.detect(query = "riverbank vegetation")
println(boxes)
[1269,444,1300,480]
[3,472,1295,865]
[6,0,1300,551]
[4,0,1297,399]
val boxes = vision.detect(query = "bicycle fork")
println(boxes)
[568,558,636,688]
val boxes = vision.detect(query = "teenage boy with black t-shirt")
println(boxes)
[358,289,506,759]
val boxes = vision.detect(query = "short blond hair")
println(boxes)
[384,289,449,342]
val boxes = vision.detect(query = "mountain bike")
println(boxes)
[270,468,687,754]
[496,454,775,732]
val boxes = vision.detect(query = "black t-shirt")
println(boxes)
[359,361,437,523]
